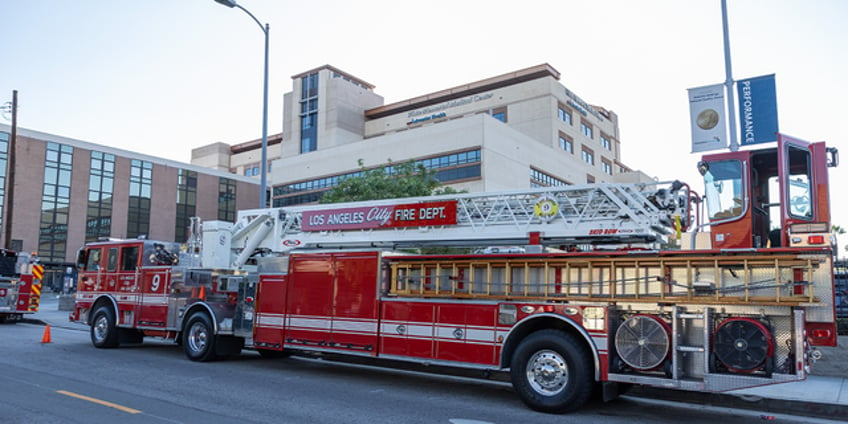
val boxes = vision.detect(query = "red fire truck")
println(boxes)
[0,250,44,323]
[71,134,838,413]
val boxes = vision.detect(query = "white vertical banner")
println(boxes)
[688,83,728,153]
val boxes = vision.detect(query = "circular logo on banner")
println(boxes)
[533,196,559,222]
[697,108,720,130]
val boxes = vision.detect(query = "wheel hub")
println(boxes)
[188,322,208,352]
[94,316,108,342]
[526,350,568,395]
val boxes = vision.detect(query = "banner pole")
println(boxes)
[721,0,739,151]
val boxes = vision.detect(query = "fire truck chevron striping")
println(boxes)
[27,264,44,312]
[0,251,42,322]
[71,134,839,414]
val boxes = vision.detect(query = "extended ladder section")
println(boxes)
[215,180,691,266]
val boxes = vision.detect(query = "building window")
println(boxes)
[273,149,482,206]
[244,165,259,177]
[127,160,152,239]
[39,142,73,261]
[587,174,596,183]
[218,177,237,222]
[490,106,507,123]
[530,168,569,188]
[86,151,115,242]
[600,133,611,150]
[175,169,197,243]
[300,73,319,153]
[601,158,613,175]
[558,132,573,154]
[581,146,594,165]
[580,120,593,139]
[557,104,572,125]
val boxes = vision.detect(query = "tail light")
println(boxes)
[788,222,830,247]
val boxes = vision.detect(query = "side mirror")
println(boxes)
[75,248,86,270]
[826,147,839,168]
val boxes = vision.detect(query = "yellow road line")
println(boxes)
[56,390,142,414]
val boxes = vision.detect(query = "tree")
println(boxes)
[319,159,459,204]
[834,225,846,258]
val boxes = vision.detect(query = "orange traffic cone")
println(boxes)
[198,285,206,300]
[41,325,52,343]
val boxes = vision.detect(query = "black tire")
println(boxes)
[90,306,119,348]
[183,312,217,362]
[510,329,594,413]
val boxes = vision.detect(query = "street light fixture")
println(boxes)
[214,0,270,208]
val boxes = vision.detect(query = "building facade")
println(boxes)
[190,133,282,178]
[194,63,649,206]
[274,63,644,206]
[0,125,260,265]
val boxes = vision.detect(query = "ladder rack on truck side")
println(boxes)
[386,251,829,307]
[205,180,691,268]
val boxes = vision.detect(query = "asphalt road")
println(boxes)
[1,321,840,424]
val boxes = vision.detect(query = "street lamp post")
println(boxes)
[1,90,17,250]
[214,0,269,208]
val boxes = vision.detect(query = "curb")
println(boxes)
[19,318,46,326]
[626,385,848,421]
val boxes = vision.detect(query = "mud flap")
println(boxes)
[602,381,632,402]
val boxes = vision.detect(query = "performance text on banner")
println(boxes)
[737,74,779,146]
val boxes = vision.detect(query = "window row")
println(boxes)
[557,104,614,153]
[530,168,569,188]
[275,149,482,196]
[558,135,613,175]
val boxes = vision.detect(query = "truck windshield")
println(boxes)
[703,160,744,220]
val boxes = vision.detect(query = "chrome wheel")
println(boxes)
[525,349,568,396]
[187,321,209,354]
[90,306,119,348]
[93,314,109,344]
[510,330,593,413]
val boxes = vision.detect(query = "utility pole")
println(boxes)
[4,90,17,250]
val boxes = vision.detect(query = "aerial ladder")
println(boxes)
[195,179,693,269]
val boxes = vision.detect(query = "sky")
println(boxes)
[1,0,847,226]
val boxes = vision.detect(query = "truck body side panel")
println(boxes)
[254,274,288,349]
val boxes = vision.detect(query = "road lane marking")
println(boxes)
[56,390,142,414]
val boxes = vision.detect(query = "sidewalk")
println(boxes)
[24,293,83,330]
[24,294,848,418]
